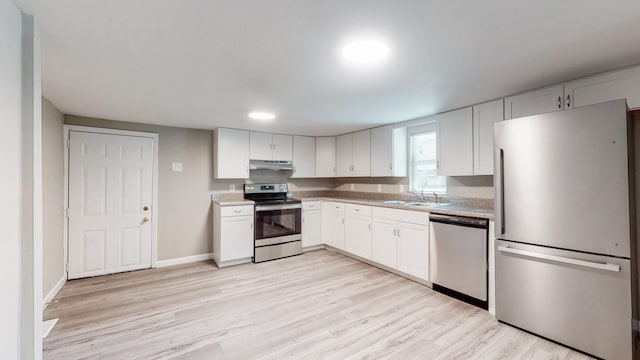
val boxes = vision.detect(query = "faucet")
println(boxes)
[433,191,439,204]
[408,189,426,202]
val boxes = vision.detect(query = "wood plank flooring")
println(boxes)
[43,249,593,359]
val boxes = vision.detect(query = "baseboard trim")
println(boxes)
[302,244,325,252]
[43,275,66,310]
[156,253,213,268]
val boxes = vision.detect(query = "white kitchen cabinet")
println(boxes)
[322,202,345,250]
[345,204,372,259]
[564,65,640,110]
[371,218,398,268]
[292,135,315,178]
[315,136,336,177]
[437,107,473,176]
[213,203,254,267]
[214,128,250,179]
[371,207,429,279]
[249,131,293,161]
[504,84,564,120]
[397,221,429,281]
[370,125,407,177]
[302,201,322,249]
[336,129,371,177]
[473,99,504,175]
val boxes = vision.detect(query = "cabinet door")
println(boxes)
[272,134,293,161]
[437,107,473,176]
[336,133,353,177]
[397,221,429,281]
[315,136,336,177]
[302,210,322,248]
[351,129,371,176]
[220,215,253,261]
[249,131,273,160]
[504,84,564,120]
[327,212,345,249]
[565,66,640,110]
[292,135,315,178]
[372,218,398,268]
[370,125,393,177]
[214,128,250,179]
[345,214,372,259]
[473,99,504,175]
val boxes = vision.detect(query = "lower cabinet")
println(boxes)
[345,204,372,260]
[302,201,322,248]
[396,222,429,281]
[322,202,345,250]
[372,207,430,281]
[213,204,254,267]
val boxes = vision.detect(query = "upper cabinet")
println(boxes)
[315,136,336,177]
[249,131,292,161]
[291,135,315,178]
[370,125,407,177]
[473,99,504,175]
[214,128,250,179]
[564,66,640,110]
[336,129,371,177]
[505,65,640,120]
[504,84,564,120]
[437,107,473,176]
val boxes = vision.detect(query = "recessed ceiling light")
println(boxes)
[248,112,275,120]
[342,40,389,63]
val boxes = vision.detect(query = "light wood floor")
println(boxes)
[44,249,593,359]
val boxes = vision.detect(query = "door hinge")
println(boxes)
[65,263,69,272]
[65,208,70,218]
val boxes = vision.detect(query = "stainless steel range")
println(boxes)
[244,184,302,263]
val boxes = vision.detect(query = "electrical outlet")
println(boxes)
[230,184,235,192]
[350,184,355,191]
[399,184,404,192]
[377,184,382,192]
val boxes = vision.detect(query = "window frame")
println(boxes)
[408,121,446,194]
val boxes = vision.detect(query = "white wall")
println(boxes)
[0,1,25,358]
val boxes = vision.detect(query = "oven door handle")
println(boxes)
[255,203,302,211]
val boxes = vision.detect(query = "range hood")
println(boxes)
[249,159,294,171]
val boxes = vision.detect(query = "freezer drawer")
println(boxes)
[495,240,632,360]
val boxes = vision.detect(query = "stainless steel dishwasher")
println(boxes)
[429,213,488,309]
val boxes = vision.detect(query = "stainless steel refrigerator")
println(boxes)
[494,99,635,359]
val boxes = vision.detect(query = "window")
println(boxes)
[409,122,446,193]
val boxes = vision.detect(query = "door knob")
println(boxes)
[143,206,149,211]
[143,217,150,223]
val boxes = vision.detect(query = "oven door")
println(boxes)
[254,204,302,246]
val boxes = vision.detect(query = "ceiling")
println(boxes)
[16,0,640,136]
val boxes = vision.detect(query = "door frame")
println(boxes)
[63,125,160,278]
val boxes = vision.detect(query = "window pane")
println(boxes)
[410,131,446,193]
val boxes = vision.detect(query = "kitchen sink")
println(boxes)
[382,200,448,207]
[382,200,408,205]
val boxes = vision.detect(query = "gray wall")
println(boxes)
[42,97,65,299]
[65,115,216,260]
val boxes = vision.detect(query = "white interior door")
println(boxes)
[68,131,154,279]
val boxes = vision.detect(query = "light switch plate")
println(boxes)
[171,162,183,172]
[230,184,235,192]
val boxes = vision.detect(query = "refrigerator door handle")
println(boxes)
[495,148,505,236]
[497,245,621,272]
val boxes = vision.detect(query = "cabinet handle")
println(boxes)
[274,143,276,151]
[436,161,439,169]
[566,94,571,108]
[389,163,392,170]
[234,209,241,214]
[393,228,397,236]
[342,218,344,224]
[294,166,296,173]
[368,223,371,231]
[302,216,305,224]
[355,208,360,212]
[397,228,400,237]
[332,166,335,174]
[557,96,562,109]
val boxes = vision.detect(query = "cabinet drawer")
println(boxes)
[221,205,254,217]
[372,207,428,226]
[346,203,371,217]
[328,202,345,214]
[302,200,321,211]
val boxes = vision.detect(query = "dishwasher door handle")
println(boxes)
[497,245,620,272]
